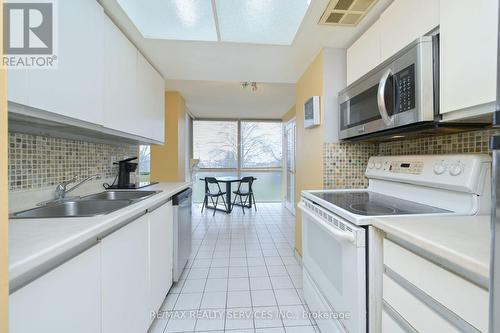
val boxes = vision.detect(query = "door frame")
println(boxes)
[283,117,296,215]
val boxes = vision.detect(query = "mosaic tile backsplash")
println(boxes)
[378,128,498,155]
[323,142,379,189]
[9,132,138,191]
[323,128,496,189]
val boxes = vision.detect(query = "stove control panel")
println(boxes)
[388,161,424,174]
[365,154,491,194]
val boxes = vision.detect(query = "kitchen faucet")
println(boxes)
[54,175,99,201]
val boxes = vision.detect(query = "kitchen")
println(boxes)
[1,0,500,333]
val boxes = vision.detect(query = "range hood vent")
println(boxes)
[319,0,378,26]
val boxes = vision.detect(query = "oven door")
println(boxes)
[339,65,396,140]
[299,200,366,333]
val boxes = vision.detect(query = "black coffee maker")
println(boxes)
[104,157,157,190]
[103,157,138,189]
[115,157,138,188]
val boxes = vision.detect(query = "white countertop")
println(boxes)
[372,215,491,281]
[9,182,191,289]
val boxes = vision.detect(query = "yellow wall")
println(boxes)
[0,0,8,330]
[151,91,187,182]
[294,50,324,255]
[282,105,296,123]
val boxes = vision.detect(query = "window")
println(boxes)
[241,121,282,168]
[192,120,283,203]
[138,145,150,182]
[193,120,238,168]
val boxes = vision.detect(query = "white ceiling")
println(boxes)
[165,80,295,119]
[99,0,392,118]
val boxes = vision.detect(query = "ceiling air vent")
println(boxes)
[319,0,378,26]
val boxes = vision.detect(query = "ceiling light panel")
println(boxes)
[117,0,218,41]
[215,0,311,45]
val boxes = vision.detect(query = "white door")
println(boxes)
[299,201,366,333]
[10,245,101,333]
[149,202,174,317]
[101,215,150,333]
[284,119,296,215]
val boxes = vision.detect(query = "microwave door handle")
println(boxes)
[377,68,394,126]
[298,202,356,244]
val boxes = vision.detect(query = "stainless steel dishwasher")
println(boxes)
[172,188,192,282]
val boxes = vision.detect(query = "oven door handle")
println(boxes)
[298,202,356,244]
[377,68,394,126]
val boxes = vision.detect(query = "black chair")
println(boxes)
[201,177,228,216]
[232,176,257,214]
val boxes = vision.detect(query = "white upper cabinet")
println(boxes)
[378,0,440,62]
[137,53,165,142]
[347,0,439,86]
[440,0,498,116]
[7,69,30,106]
[26,0,105,124]
[10,245,101,333]
[103,15,139,137]
[7,0,165,143]
[347,20,382,85]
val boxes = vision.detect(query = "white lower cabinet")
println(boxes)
[9,199,177,333]
[381,308,407,333]
[149,201,174,316]
[101,215,151,333]
[382,238,489,332]
[9,245,101,333]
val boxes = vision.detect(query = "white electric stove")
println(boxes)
[298,154,491,333]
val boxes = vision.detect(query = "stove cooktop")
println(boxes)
[310,191,451,216]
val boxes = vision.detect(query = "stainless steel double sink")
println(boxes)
[10,191,160,219]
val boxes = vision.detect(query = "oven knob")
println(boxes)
[375,162,382,169]
[449,164,463,176]
[433,163,446,175]
[368,162,375,169]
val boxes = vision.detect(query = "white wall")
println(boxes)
[322,48,347,144]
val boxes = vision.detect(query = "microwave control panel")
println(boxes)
[396,64,416,112]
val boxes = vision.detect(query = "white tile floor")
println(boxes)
[148,203,319,333]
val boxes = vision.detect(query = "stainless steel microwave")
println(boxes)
[339,36,438,140]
